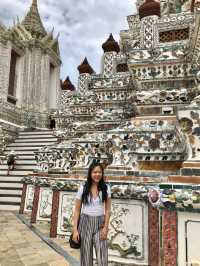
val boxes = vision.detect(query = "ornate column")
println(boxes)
[148,204,160,266]
[30,186,40,224]
[162,210,177,266]
[50,190,60,238]
[19,183,27,214]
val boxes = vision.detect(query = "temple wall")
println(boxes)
[16,48,59,112]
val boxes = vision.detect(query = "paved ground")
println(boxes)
[0,212,70,266]
[21,213,80,264]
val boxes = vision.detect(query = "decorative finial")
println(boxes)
[32,0,38,7]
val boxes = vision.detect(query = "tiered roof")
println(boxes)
[21,0,47,38]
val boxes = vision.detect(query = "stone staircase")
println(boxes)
[0,130,57,211]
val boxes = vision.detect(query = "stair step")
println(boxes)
[19,131,54,136]
[0,196,21,202]
[0,165,37,170]
[0,189,22,195]
[0,170,33,175]
[8,142,55,147]
[17,156,36,160]
[0,183,23,188]
[18,135,56,139]
[0,204,20,210]
[15,139,57,143]
[4,160,36,164]
[6,146,44,151]
[0,176,23,182]
[4,151,35,156]
[0,158,36,163]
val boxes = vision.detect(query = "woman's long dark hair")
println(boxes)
[82,162,108,204]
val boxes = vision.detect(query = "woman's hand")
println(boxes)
[100,226,108,240]
[72,229,80,243]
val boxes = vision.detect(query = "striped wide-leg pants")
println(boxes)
[78,213,108,266]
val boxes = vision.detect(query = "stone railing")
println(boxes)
[0,98,49,128]
[20,109,49,129]
[0,123,19,155]
[0,99,22,125]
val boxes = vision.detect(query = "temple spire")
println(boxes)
[78,58,94,74]
[21,0,47,38]
[139,0,160,20]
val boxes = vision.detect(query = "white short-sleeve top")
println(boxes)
[75,183,111,216]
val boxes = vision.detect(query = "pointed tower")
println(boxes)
[21,0,46,38]
[59,76,76,109]
[139,0,160,19]
[139,0,160,49]
[101,34,120,77]
[62,77,76,91]
[77,58,94,94]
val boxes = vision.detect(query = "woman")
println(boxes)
[72,162,111,266]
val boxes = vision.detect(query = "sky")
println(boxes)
[0,0,137,86]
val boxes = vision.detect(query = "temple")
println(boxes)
[1,0,200,265]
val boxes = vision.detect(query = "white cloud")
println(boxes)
[0,0,137,86]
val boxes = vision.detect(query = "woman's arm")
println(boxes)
[101,197,111,240]
[104,197,111,229]
[72,198,82,242]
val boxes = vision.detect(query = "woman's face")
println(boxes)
[91,166,103,184]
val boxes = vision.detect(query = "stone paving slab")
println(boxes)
[0,212,70,266]
[22,213,80,263]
